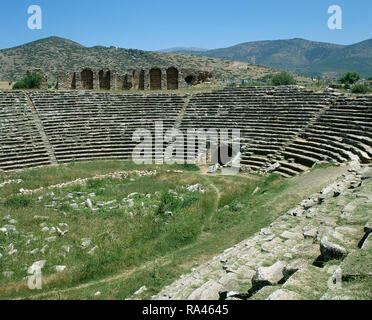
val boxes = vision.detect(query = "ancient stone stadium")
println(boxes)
[0,83,371,301]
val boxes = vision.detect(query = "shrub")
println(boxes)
[271,72,297,86]
[155,190,182,218]
[12,72,43,90]
[339,71,360,85]
[351,84,369,94]
[4,195,33,208]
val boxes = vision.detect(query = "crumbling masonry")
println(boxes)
[57,67,214,91]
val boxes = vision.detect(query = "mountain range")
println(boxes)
[0,37,277,83]
[160,38,372,78]
[1,36,370,83]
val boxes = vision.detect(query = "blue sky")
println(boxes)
[0,0,371,51]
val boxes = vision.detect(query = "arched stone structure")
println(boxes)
[81,69,94,90]
[138,70,145,90]
[99,70,111,90]
[132,69,145,90]
[58,67,214,91]
[123,74,132,90]
[150,68,162,90]
[167,67,179,90]
[71,72,76,89]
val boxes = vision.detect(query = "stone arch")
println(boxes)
[71,72,76,89]
[167,67,179,90]
[132,69,145,90]
[99,70,111,90]
[138,70,145,90]
[150,68,162,90]
[185,75,194,86]
[81,68,93,90]
[123,74,132,90]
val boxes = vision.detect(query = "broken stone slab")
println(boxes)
[88,245,98,255]
[187,279,224,300]
[3,224,16,231]
[70,203,79,210]
[301,197,320,210]
[290,242,319,260]
[81,238,92,248]
[265,162,280,173]
[85,199,93,209]
[134,286,147,296]
[208,163,220,173]
[8,243,17,255]
[266,289,304,300]
[55,265,67,272]
[320,236,347,261]
[362,233,372,250]
[280,231,304,241]
[28,260,46,274]
[45,236,57,243]
[218,273,240,292]
[29,248,40,255]
[261,237,283,253]
[364,219,372,235]
[287,206,305,217]
[252,261,286,289]
[282,259,308,279]
[302,226,318,239]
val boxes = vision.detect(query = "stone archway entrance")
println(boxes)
[133,69,145,90]
[167,67,179,90]
[99,70,111,90]
[81,69,93,90]
[150,68,162,90]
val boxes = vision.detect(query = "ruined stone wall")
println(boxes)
[57,67,214,91]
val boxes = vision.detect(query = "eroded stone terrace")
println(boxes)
[153,164,372,300]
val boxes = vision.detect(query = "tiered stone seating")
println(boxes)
[1,88,371,174]
[179,87,335,172]
[278,96,372,176]
[0,91,51,170]
[29,91,185,163]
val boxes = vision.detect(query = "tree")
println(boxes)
[271,72,297,86]
[12,72,43,89]
[339,71,360,85]
[351,84,369,94]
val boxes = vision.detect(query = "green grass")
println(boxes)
[0,160,351,300]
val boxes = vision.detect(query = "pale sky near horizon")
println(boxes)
[0,0,371,51]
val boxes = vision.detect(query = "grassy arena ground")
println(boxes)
[0,160,349,300]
